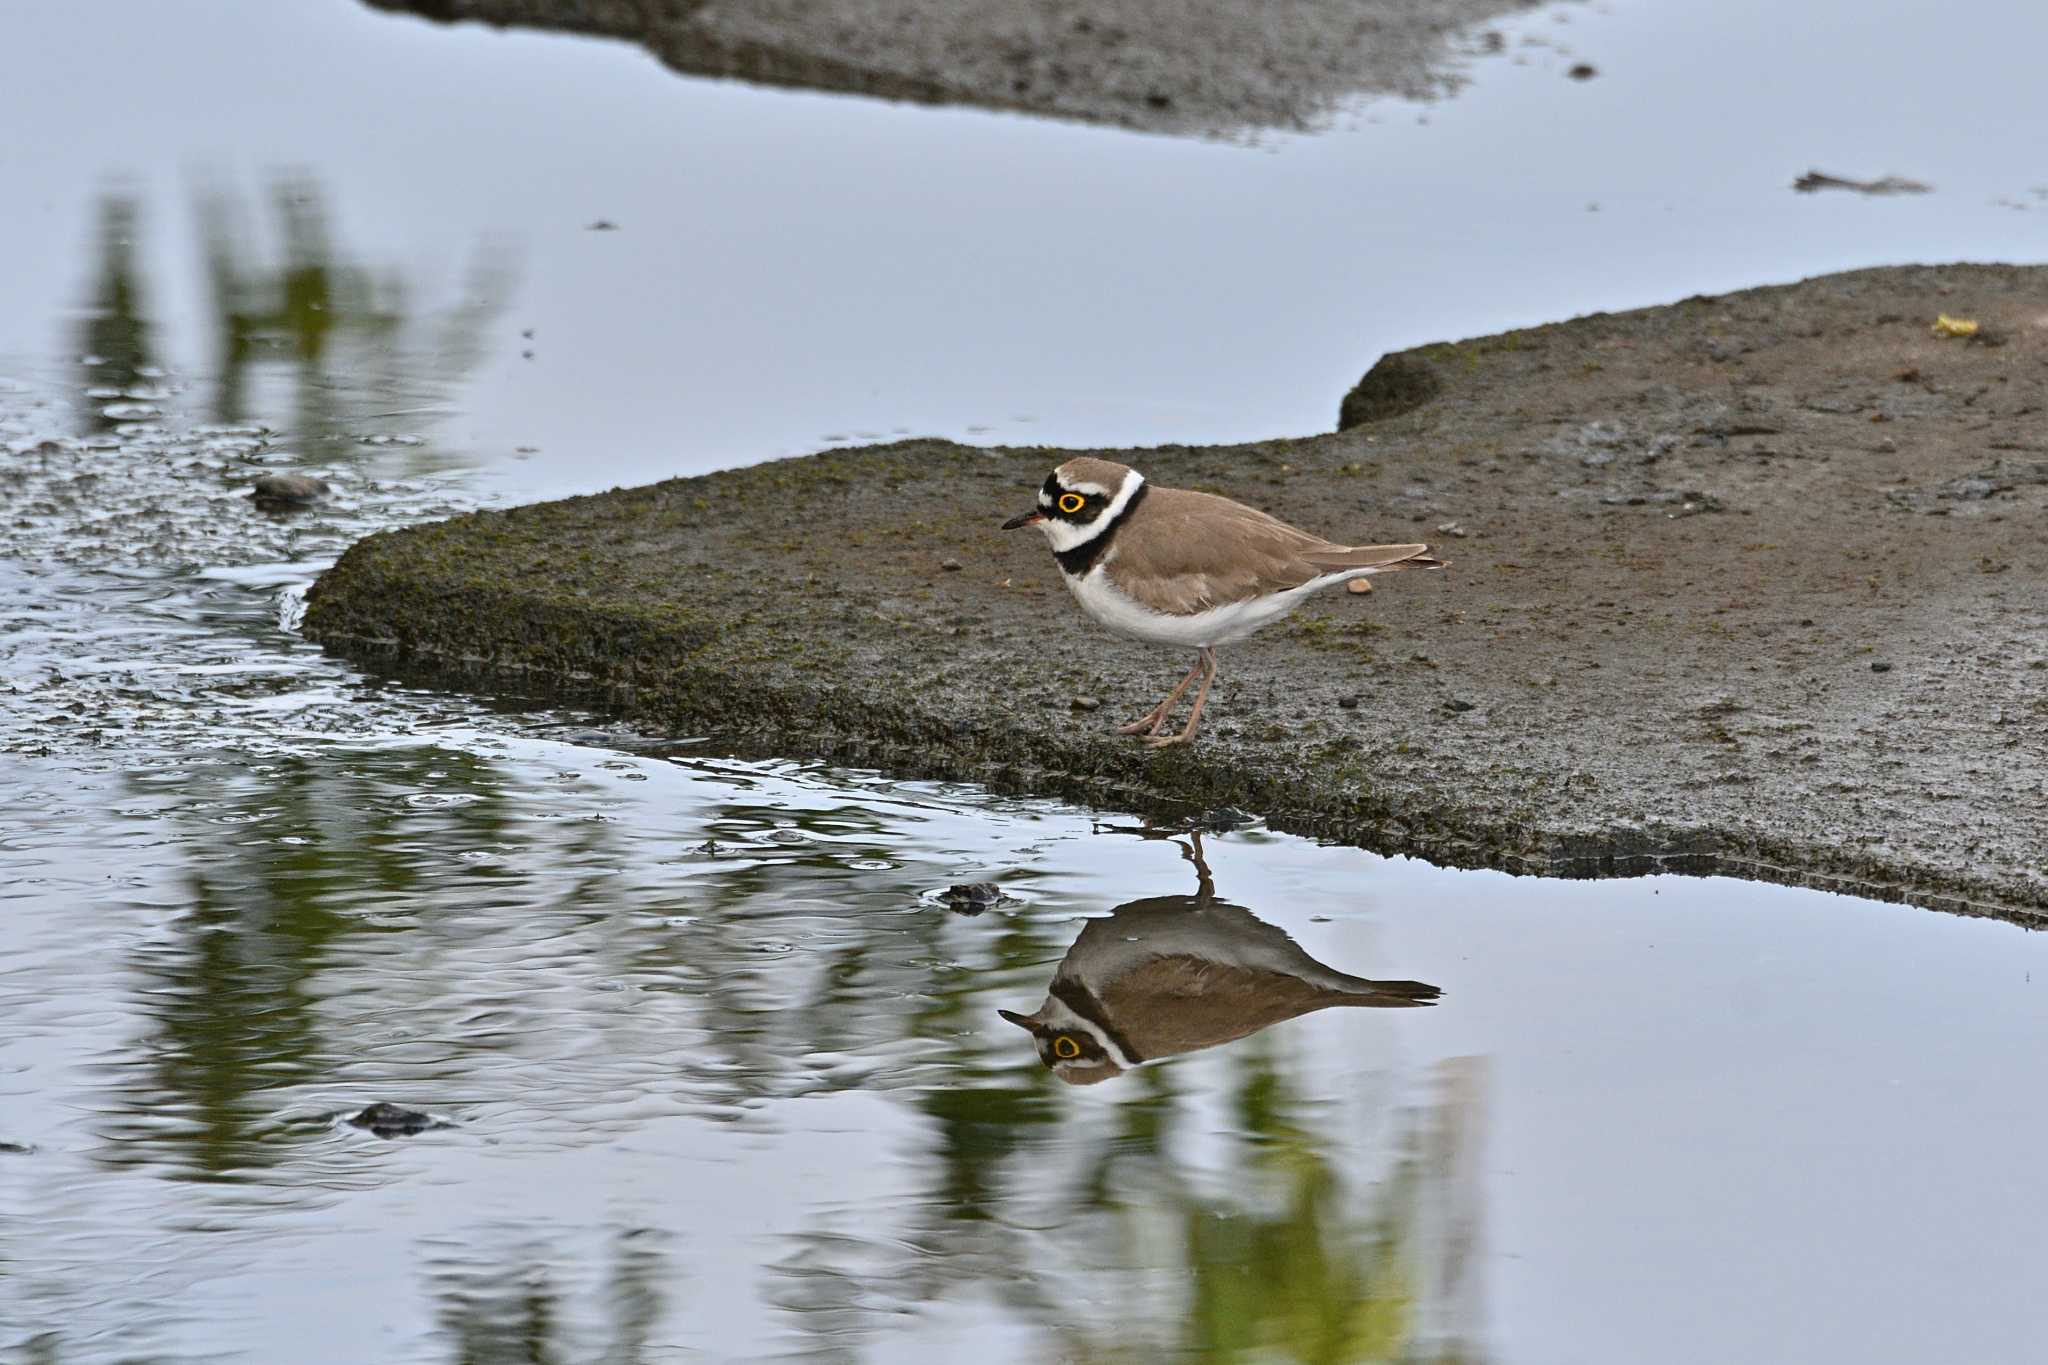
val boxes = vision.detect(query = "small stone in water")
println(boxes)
[944,882,1004,913]
[346,1102,445,1139]
[1071,695,1100,711]
[1871,661,1893,673]
[1443,698,1476,713]
[250,473,329,508]
[941,558,964,571]
[1337,695,1361,709]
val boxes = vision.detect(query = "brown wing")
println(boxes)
[1098,956,1378,1060]
[1108,486,1434,614]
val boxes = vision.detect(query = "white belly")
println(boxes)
[1063,564,1359,648]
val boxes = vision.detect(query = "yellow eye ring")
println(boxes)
[1057,493,1086,515]
[1052,1036,1081,1059]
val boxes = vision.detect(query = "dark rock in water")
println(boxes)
[346,1102,446,1138]
[943,882,1004,913]
[0,1140,35,1155]
[1338,352,1443,429]
[250,473,331,508]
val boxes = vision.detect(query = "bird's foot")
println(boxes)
[1141,732,1195,750]
[1118,712,1167,736]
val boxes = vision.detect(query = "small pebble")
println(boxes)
[1337,695,1360,709]
[1567,63,1599,80]
[940,558,963,571]
[1071,695,1100,711]
[1443,698,1476,713]
[1870,661,1893,673]
[249,473,329,508]
[346,1102,444,1139]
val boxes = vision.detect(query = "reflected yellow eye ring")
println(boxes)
[1057,493,1086,515]
[1052,1036,1081,1059]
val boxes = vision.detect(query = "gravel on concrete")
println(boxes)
[365,0,1569,135]
[305,264,2048,922]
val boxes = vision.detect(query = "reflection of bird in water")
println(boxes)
[999,836,1440,1084]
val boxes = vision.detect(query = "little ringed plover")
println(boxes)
[1002,457,1444,746]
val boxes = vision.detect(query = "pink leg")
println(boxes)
[1119,654,1205,736]
[1145,649,1218,748]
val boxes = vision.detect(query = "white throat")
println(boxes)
[1038,471,1144,558]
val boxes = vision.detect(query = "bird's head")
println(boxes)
[1001,458,1144,554]
[997,1006,1126,1085]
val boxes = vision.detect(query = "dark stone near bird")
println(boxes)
[345,1102,446,1138]
[1871,661,1893,673]
[1567,62,1597,80]
[1337,694,1360,709]
[1337,352,1443,429]
[943,882,1004,913]
[301,264,2048,921]
[0,1140,34,1155]
[1443,698,1475,712]
[941,557,964,571]
[1070,695,1100,711]
[250,473,330,508]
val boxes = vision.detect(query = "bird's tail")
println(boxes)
[1327,977,1444,1008]
[1307,543,1447,574]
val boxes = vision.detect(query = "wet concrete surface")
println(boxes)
[305,264,2048,919]
[367,0,1574,135]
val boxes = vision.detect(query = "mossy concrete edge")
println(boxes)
[306,263,2048,925]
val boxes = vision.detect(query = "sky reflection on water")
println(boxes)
[5,724,2048,1362]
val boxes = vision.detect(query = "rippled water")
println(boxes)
[6,2,2048,1361]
